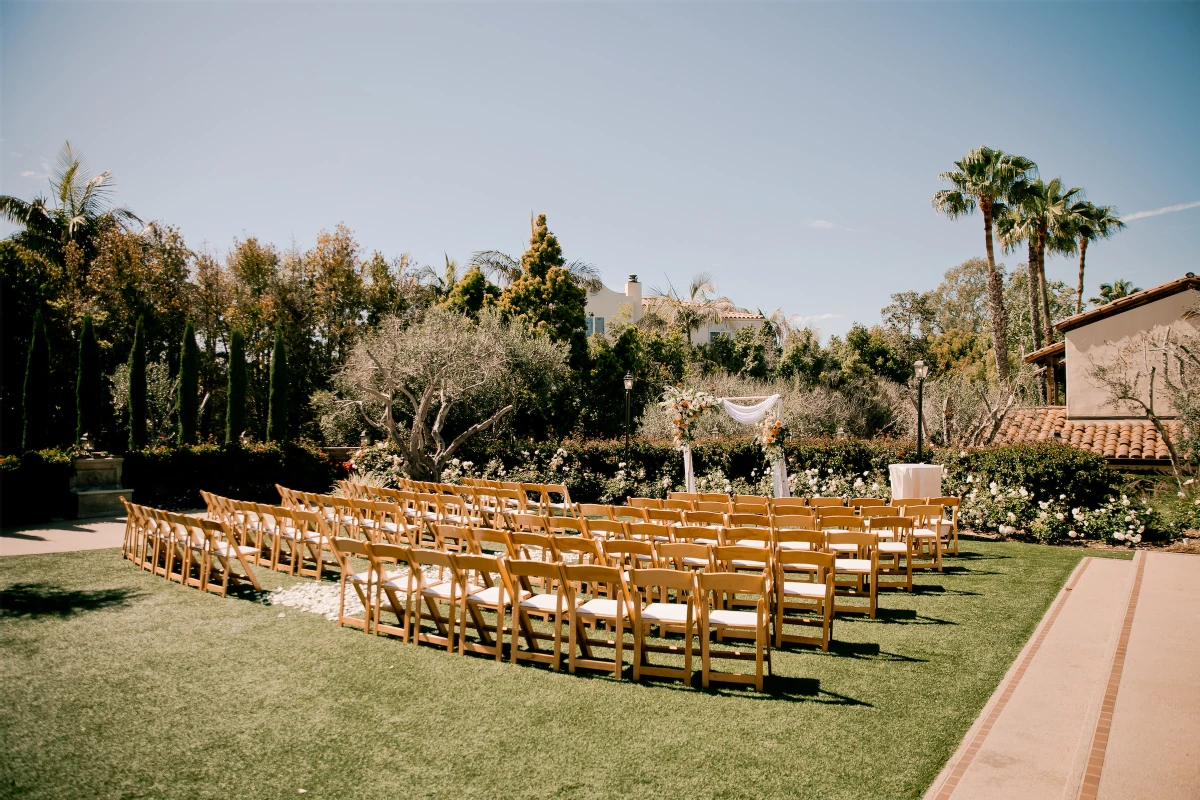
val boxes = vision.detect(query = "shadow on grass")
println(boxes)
[913,584,982,597]
[869,607,955,627]
[0,582,141,619]
[638,671,874,706]
[949,551,1013,561]
[824,639,928,663]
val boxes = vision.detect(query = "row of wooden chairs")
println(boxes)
[121,499,262,596]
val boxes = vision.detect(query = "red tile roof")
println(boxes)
[1054,274,1200,333]
[996,407,1182,461]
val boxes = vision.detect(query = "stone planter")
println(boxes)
[71,456,134,518]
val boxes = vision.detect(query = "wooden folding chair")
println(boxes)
[697,571,771,691]
[406,548,472,651]
[826,531,879,618]
[731,495,769,514]
[365,542,413,642]
[577,503,614,520]
[432,523,471,555]
[663,498,694,512]
[774,550,835,651]
[772,512,816,534]
[508,512,551,535]
[550,535,605,569]
[809,497,846,510]
[506,559,572,671]
[848,497,886,513]
[646,507,684,526]
[698,500,733,513]
[727,512,770,529]
[774,528,825,553]
[628,568,697,685]
[612,505,648,523]
[331,537,377,632]
[902,504,945,572]
[163,512,199,588]
[541,484,574,517]
[628,497,661,510]
[291,509,338,581]
[466,527,514,558]
[547,516,585,539]
[601,539,655,572]
[870,516,914,592]
[667,492,700,502]
[697,492,729,504]
[275,484,301,508]
[455,553,518,661]
[926,496,961,556]
[769,497,809,514]
[627,521,672,546]
[562,563,632,678]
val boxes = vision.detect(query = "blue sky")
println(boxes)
[2,2,1198,338]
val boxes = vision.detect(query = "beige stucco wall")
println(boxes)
[585,279,643,333]
[1065,288,1199,418]
[691,317,765,345]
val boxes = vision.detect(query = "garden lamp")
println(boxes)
[360,429,371,448]
[623,374,633,465]
[914,360,929,462]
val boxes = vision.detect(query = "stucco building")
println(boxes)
[584,276,766,344]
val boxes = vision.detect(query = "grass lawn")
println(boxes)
[0,541,1130,800]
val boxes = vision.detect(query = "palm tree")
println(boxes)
[0,141,141,269]
[998,178,1083,349]
[933,146,1037,383]
[645,272,737,341]
[1090,280,1141,306]
[1068,202,1125,314]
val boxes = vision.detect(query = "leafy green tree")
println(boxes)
[75,314,102,446]
[1091,280,1141,306]
[225,329,247,444]
[127,318,148,450]
[493,214,590,371]
[177,321,200,445]
[22,310,52,452]
[933,146,1037,383]
[441,267,500,319]
[1068,203,1125,315]
[267,330,290,443]
[777,327,831,387]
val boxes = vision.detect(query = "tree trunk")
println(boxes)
[1036,225,1054,344]
[982,202,1011,384]
[1075,237,1088,315]
[1026,239,1043,351]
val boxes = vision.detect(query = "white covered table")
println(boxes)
[888,463,943,502]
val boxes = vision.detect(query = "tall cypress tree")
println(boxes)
[128,317,148,450]
[21,310,51,452]
[177,320,200,446]
[266,330,289,443]
[225,329,247,445]
[75,315,102,446]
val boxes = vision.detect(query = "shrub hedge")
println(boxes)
[122,440,339,510]
[0,449,76,526]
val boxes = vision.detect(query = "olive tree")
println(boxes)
[333,307,568,480]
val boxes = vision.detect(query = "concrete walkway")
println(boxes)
[927,551,1200,800]
[0,515,126,556]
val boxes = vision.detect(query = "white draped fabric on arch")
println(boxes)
[681,394,790,498]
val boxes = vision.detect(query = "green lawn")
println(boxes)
[0,542,1129,800]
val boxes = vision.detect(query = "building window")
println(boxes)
[709,330,729,342]
[587,316,605,336]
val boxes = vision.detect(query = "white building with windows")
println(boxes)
[584,275,765,344]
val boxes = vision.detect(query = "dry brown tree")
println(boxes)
[333,307,567,480]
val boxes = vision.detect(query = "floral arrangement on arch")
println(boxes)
[658,385,719,449]
[756,413,785,461]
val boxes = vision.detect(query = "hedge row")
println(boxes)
[0,450,77,526]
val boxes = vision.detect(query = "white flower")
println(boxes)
[1055,512,1065,521]
[967,475,974,484]
[1059,494,1066,500]
[1039,501,1050,510]
[1124,515,1132,523]
[1114,532,1125,541]
[1068,530,1078,538]
[1137,526,1144,534]
[1121,496,1130,506]
[1019,487,1028,498]
[1133,534,1142,543]
[960,450,967,457]
[1007,512,1017,522]
[1179,492,1187,499]
[618,462,627,469]
[462,461,473,469]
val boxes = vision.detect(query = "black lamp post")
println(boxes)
[623,373,633,464]
[914,360,929,462]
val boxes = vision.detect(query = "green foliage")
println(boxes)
[122,441,338,510]
[176,321,199,446]
[941,441,1119,511]
[22,310,53,452]
[440,267,499,319]
[75,315,102,446]
[0,448,75,525]
[127,318,147,450]
[777,328,830,386]
[267,330,290,443]
[225,329,247,444]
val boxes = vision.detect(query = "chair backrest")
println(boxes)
[697,492,729,503]
[432,523,470,554]
[509,513,551,534]
[509,531,555,562]
[859,506,900,519]
[662,498,694,512]
[818,514,863,532]
[452,553,508,593]
[627,521,669,544]
[582,518,626,541]
[547,517,585,537]
[366,541,411,568]
[612,505,648,523]
[628,497,661,510]
[331,536,370,572]
[577,503,614,520]
[627,568,697,605]
[775,549,836,582]
[653,541,713,571]
[561,563,629,607]
[772,512,816,529]
[406,547,457,586]
[774,528,825,551]
[825,531,878,557]
[769,497,809,512]
[646,508,684,525]
[276,484,300,508]
[503,558,565,594]
[667,491,700,502]
[697,500,733,513]
[808,497,846,509]
[698,571,768,610]
[848,497,886,510]
[682,510,725,528]
[550,535,604,565]
[927,497,961,522]
[727,512,770,528]
[720,526,771,548]
[902,504,944,526]
[466,527,513,557]
[601,539,654,570]
[493,487,525,513]
[867,516,914,539]
[732,495,769,512]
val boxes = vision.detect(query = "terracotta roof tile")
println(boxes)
[995,407,1181,461]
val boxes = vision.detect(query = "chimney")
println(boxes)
[625,275,643,321]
